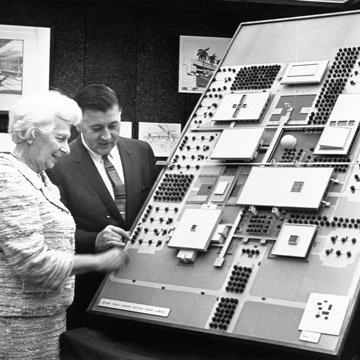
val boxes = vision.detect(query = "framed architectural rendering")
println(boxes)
[138,122,181,157]
[178,35,230,93]
[120,121,132,138]
[0,24,51,111]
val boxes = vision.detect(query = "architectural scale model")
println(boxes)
[89,10,360,359]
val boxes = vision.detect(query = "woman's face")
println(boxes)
[30,118,71,171]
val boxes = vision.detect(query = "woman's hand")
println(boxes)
[72,247,129,275]
[96,247,129,273]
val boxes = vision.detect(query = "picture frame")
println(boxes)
[178,35,230,94]
[0,24,51,111]
[120,121,132,138]
[138,122,181,157]
[0,132,14,152]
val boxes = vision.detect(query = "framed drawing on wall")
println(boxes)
[138,122,181,157]
[120,121,132,139]
[0,24,51,111]
[178,35,230,94]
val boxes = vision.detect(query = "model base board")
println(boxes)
[89,10,360,359]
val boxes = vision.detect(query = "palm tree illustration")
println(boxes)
[197,47,210,74]
[208,53,218,66]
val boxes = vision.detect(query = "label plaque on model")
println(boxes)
[98,298,170,317]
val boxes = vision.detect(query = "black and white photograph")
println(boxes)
[2,1,360,360]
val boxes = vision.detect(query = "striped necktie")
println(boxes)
[102,155,126,219]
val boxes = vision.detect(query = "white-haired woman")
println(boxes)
[0,90,128,359]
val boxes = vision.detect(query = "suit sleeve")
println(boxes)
[75,228,98,254]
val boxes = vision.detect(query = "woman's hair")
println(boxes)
[8,90,82,144]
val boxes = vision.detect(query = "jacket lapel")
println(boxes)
[118,138,138,226]
[41,172,73,213]
[118,140,132,225]
[73,137,125,226]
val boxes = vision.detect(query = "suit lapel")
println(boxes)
[118,139,137,225]
[41,173,73,214]
[73,138,126,227]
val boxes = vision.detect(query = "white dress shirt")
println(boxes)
[81,134,125,200]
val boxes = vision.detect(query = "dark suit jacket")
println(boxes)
[47,135,159,328]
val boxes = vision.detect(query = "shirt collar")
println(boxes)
[81,133,118,163]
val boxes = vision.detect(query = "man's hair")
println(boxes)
[74,84,121,113]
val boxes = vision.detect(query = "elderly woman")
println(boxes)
[0,91,129,359]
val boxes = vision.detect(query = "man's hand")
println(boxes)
[95,225,130,252]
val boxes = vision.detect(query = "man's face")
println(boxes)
[78,106,121,155]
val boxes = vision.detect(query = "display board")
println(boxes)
[89,10,360,358]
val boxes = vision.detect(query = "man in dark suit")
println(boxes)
[48,84,159,329]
